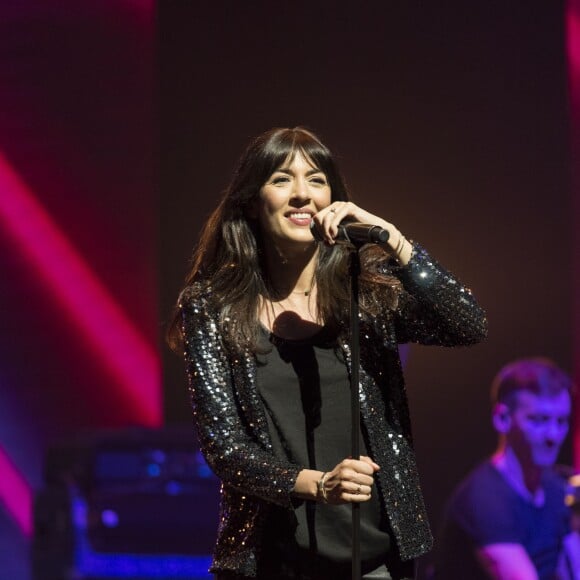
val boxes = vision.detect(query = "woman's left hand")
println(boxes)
[311,201,412,264]
[320,456,379,505]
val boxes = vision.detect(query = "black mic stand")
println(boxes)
[310,221,388,580]
[348,244,362,580]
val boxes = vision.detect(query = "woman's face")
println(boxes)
[255,151,331,249]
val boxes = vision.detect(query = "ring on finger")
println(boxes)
[329,207,337,213]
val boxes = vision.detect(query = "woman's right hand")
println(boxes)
[319,456,379,504]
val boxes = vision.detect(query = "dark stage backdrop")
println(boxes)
[159,0,574,568]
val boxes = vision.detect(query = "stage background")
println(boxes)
[159,0,575,574]
[0,1,578,578]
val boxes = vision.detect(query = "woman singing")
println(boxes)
[168,127,487,579]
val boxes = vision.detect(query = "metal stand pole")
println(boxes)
[349,248,361,580]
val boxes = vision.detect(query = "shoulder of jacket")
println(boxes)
[178,281,213,308]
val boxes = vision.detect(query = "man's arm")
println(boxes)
[557,532,580,580]
[476,543,539,580]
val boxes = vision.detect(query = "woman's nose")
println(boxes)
[292,178,310,199]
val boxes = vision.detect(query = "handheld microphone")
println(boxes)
[310,219,390,246]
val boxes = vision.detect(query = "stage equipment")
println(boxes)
[32,425,219,580]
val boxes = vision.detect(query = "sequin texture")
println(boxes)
[179,243,487,575]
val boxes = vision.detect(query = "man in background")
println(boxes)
[433,357,580,579]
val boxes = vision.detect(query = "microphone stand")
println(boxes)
[348,244,362,580]
[310,221,389,580]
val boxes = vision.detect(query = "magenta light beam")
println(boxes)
[0,153,161,425]
[567,0,580,469]
[0,445,32,536]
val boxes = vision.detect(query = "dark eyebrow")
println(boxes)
[274,167,325,176]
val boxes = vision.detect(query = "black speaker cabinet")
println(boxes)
[32,425,219,580]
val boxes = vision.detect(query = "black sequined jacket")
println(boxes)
[179,243,487,577]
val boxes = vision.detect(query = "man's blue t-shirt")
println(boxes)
[433,461,570,579]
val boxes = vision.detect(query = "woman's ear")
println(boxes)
[492,403,512,434]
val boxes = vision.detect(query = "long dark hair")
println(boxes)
[167,127,399,353]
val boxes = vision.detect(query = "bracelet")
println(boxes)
[317,472,329,503]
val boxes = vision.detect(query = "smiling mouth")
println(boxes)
[287,212,313,220]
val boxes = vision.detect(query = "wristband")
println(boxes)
[317,472,329,503]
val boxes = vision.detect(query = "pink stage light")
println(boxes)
[0,445,32,536]
[124,0,154,13]
[568,6,580,89]
[567,0,580,469]
[0,152,161,426]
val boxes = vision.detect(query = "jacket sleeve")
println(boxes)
[388,243,488,346]
[179,286,301,508]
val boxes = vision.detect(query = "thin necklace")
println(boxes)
[265,288,318,329]
[290,277,316,297]
[289,288,312,296]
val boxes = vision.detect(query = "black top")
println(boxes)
[255,325,391,577]
[433,461,570,580]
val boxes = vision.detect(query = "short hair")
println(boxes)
[491,357,574,410]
